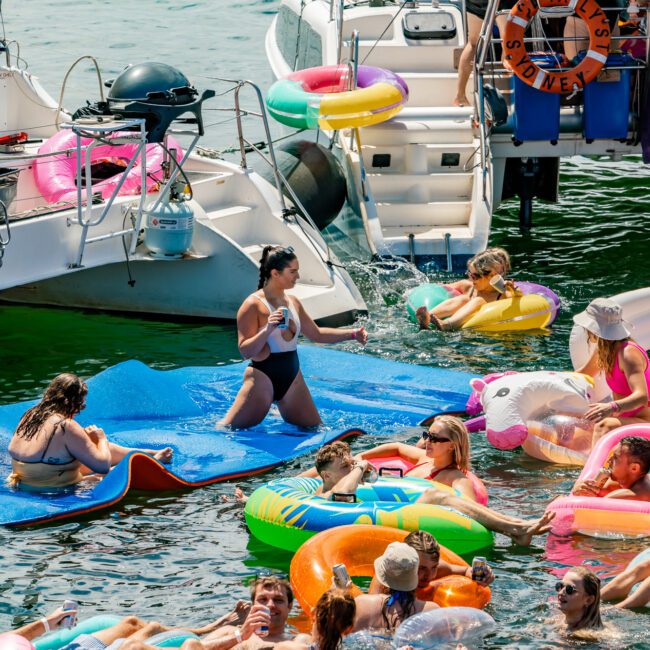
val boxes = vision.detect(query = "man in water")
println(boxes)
[113,577,294,650]
[573,436,650,501]
[310,440,372,500]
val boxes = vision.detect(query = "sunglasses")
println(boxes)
[555,582,577,595]
[467,270,490,280]
[422,431,451,443]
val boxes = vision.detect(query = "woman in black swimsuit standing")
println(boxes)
[8,373,173,489]
[221,246,367,429]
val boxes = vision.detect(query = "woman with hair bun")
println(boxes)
[222,245,367,429]
[275,588,356,650]
[8,373,173,489]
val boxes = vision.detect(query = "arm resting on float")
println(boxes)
[356,442,423,463]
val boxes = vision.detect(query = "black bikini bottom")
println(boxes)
[251,350,300,402]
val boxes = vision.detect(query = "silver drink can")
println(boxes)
[61,600,78,629]
[256,606,270,637]
[332,563,351,588]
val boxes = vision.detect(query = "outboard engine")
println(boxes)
[106,62,214,142]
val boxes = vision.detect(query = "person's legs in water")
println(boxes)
[277,371,321,428]
[220,366,274,429]
[454,12,483,107]
[416,486,555,545]
[416,296,472,330]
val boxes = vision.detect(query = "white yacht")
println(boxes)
[266,0,491,269]
[265,0,646,268]
[0,56,366,325]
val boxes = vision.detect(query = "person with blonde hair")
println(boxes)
[416,248,517,331]
[8,373,172,489]
[573,297,650,441]
[356,416,478,501]
[555,566,603,634]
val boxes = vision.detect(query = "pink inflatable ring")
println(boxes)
[546,425,650,538]
[33,129,183,204]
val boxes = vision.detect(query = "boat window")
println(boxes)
[297,22,323,70]
[276,6,300,70]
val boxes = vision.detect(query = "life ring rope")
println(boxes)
[504,0,611,94]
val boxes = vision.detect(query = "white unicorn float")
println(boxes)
[467,371,595,465]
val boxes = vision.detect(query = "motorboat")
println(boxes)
[0,52,366,326]
[265,0,646,269]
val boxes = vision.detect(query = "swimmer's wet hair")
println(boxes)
[620,436,650,474]
[313,588,355,650]
[567,566,602,631]
[315,441,352,475]
[250,575,294,606]
[404,530,440,559]
[16,373,88,442]
[467,249,505,278]
[258,245,297,289]
[484,247,511,274]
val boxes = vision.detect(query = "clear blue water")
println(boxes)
[1,1,650,647]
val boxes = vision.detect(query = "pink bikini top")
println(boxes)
[606,341,650,400]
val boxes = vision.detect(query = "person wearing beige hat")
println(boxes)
[352,542,438,633]
[573,297,650,441]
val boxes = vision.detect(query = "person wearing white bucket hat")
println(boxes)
[573,297,650,441]
[351,542,438,634]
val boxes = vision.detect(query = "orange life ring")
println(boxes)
[503,0,611,93]
[290,524,491,618]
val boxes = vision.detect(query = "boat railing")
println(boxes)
[473,0,648,189]
[226,79,338,267]
[475,1,649,114]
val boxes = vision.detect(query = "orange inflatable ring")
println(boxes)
[290,524,491,618]
[503,0,611,94]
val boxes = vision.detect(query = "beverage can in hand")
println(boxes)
[333,563,351,588]
[363,466,379,484]
[277,307,289,329]
[489,274,507,294]
[256,606,270,637]
[61,600,78,629]
[593,467,611,488]
[471,557,488,582]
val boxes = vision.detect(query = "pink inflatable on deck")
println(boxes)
[33,130,183,204]
[370,455,489,505]
[546,425,650,538]
[0,634,35,650]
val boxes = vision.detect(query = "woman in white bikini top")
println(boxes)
[221,245,368,429]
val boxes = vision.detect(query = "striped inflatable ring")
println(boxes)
[266,65,409,130]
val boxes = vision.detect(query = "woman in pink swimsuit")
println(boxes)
[574,297,650,441]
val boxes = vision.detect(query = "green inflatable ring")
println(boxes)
[406,284,453,323]
[244,476,493,555]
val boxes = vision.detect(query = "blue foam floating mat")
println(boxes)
[0,346,472,526]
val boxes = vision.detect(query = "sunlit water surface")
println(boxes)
[1,1,649,648]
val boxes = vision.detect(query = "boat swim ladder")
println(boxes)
[0,198,10,268]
